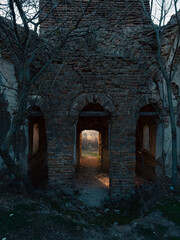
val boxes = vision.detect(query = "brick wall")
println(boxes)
[0,1,179,199]
[35,0,160,200]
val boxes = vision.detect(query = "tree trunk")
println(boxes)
[0,149,34,194]
[167,82,178,189]
[0,67,34,194]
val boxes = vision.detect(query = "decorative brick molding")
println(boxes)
[68,92,116,117]
[128,94,163,119]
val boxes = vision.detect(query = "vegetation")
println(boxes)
[140,0,180,189]
[81,151,99,157]
[0,0,92,192]
[150,197,180,225]
[0,192,180,239]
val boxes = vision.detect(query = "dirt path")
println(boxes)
[75,155,109,207]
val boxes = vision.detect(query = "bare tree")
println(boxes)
[0,0,91,193]
[140,0,180,189]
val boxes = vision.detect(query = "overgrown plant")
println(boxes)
[0,0,92,193]
[140,0,180,189]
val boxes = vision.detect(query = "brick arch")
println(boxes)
[127,94,163,134]
[137,97,162,120]
[129,93,162,120]
[68,92,116,117]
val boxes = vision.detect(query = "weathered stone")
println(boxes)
[0,1,180,201]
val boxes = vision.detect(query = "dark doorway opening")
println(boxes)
[136,104,159,185]
[28,107,48,186]
[75,103,110,206]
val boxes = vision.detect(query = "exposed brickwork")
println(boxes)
[36,0,160,200]
[0,2,179,201]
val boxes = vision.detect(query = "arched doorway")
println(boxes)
[74,103,110,206]
[28,106,48,186]
[135,104,161,185]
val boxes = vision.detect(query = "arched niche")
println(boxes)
[136,103,161,183]
[28,106,48,186]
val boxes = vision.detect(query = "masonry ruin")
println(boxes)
[0,0,180,201]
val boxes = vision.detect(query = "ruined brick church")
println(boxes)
[0,0,180,201]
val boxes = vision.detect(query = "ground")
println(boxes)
[0,154,180,240]
[75,153,109,206]
[0,191,180,240]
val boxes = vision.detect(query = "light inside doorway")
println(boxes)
[77,129,109,193]
[81,130,100,157]
[32,123,39,154]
